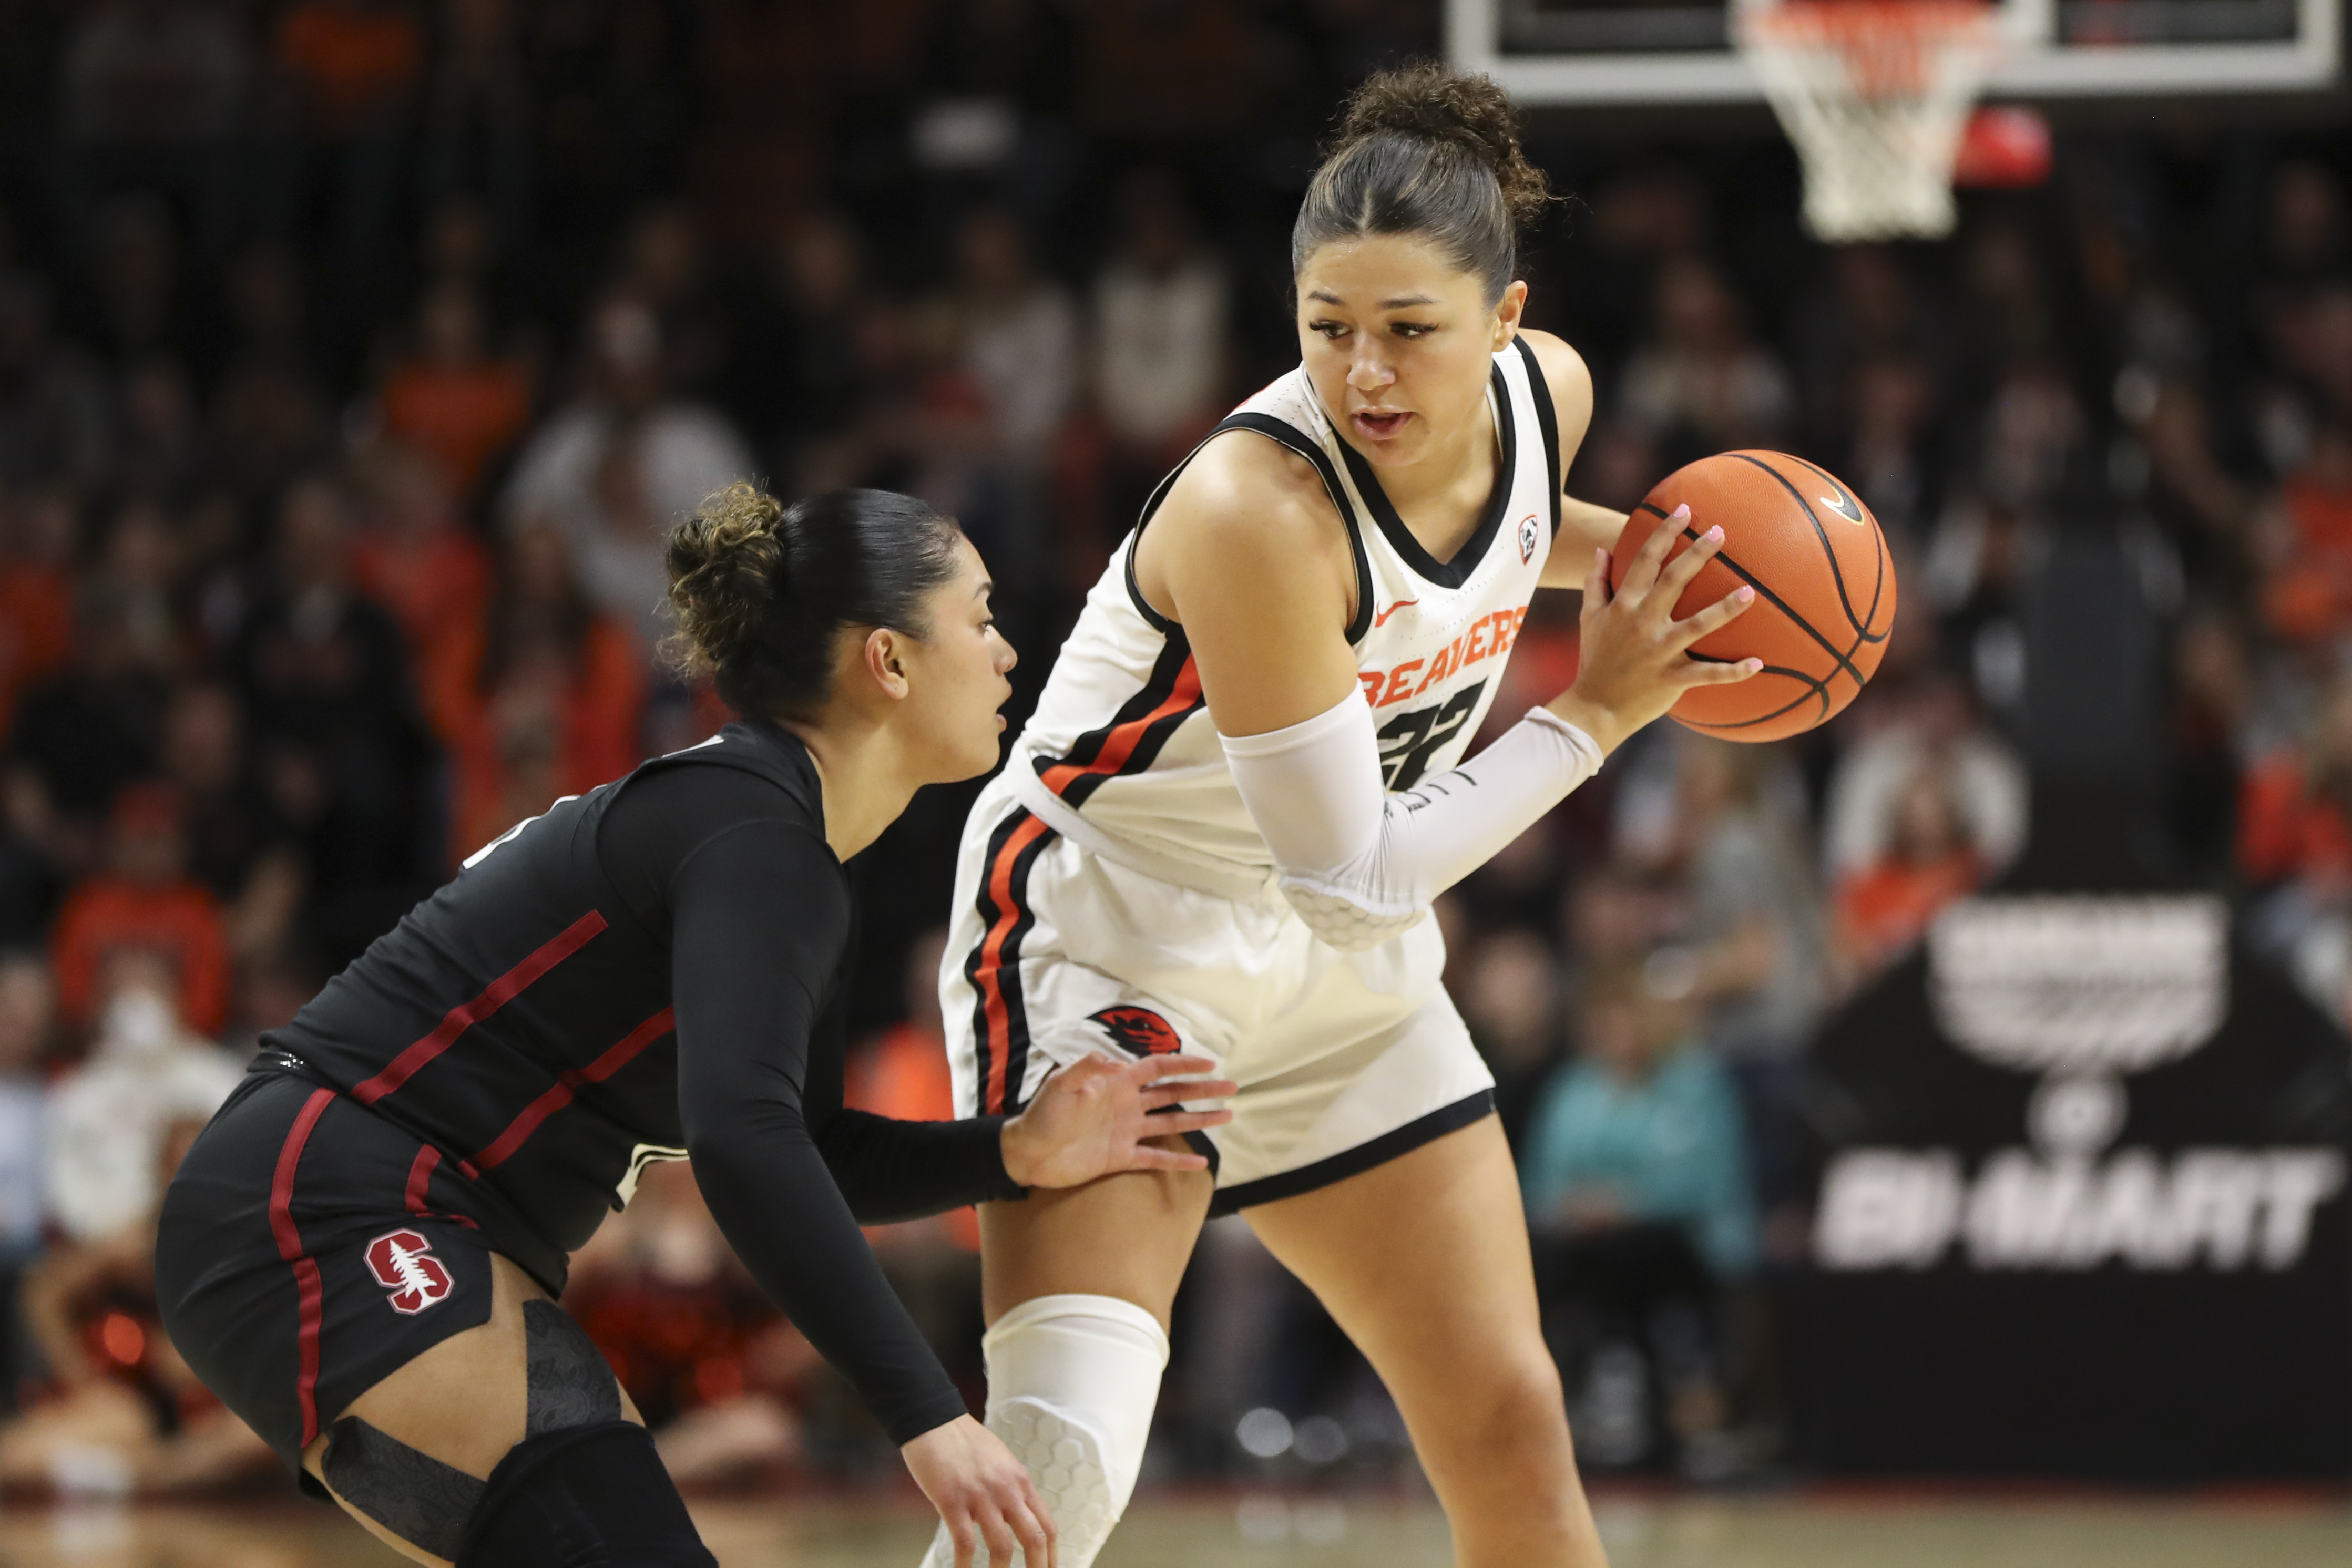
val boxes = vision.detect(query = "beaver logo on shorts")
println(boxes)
[1090,1006,1182,1057]
[365,1229,454,1315]
[1518,513,1539,565]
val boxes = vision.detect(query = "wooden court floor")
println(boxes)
[1,1491,2348,1567]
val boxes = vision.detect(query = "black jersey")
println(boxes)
[262,719,1018,1442]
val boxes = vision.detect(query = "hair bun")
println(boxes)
[1334,60,1552,230]
[663,482,791,677]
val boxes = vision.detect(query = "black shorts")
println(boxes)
[157,1068,507,1477]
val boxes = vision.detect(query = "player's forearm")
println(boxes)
[1537,497,1632,591]
[1562,496,1629,556]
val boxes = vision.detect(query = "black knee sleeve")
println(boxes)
[455,1421,715,1568]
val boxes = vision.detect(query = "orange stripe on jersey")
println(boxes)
[1037,656,1203,802]
[975,813,1052,1114]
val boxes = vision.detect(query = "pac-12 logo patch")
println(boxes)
[1090,1005,1182,1057]
[1518,513,1540,565]
[365,1229,455,1315]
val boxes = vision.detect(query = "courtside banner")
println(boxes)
[1801,893,2352,1478]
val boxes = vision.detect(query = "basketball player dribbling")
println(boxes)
[929,64,1763,1568]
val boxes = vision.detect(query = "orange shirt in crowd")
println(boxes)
[2237,750,2352,884]
[0,561,74,736]
[849,1021,979,1252]
[275,1,424,133]
[2262,476,2352,644]
[1834,852,1981,975]
[50,878,231,1037]
[351,530,493,747]
[447,618,645,867]
[379,358,534,502]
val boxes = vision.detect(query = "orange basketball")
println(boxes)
[1609,450,1896,743]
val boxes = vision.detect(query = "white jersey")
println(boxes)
[1004,336,1564,890]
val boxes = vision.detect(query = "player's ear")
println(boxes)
[861,626,912,700]
[1492,279,1528,346]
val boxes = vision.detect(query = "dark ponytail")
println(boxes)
[663,484,962,719]
[1292,61,1553,306]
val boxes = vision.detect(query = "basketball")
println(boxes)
[1610,450,1897,743]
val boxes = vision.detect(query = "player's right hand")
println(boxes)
[904,1415,1057,1568]
[1548,506,1759,754]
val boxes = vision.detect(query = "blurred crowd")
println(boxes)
[0,0,2343,1502]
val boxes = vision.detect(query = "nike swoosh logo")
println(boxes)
[1374,599,1419,628]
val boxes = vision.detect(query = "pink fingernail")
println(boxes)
[1671,504,1691,519]
[1736,585,1754,603]
[1705,525,1724,542]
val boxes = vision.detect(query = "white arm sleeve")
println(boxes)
[1221,693,1604,951]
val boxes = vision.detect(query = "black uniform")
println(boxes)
[157,721,1021,1476]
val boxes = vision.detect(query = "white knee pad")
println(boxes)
[916,1294,1169,1568]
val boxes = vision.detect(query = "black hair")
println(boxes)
[663,484,963,720]
[1292,61,1553,308]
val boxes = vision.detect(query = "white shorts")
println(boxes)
[941,773,1495,1215]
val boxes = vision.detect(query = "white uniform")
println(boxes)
[944,337,1563,1212]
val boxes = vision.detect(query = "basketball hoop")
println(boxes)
[1735,0,2006,243]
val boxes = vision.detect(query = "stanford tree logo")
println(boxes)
[365,1229,455,1315]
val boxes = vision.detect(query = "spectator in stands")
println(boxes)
[718,210,870,491]
[1634,736,1825,1257]
[267,0,425,262]
[7,588,171,876]
[85,195,187,371]
[208,354,331,521]
[1521,957,1754,1474]
[49,781,229,1040]
[418,0,534,262]
[158,682,300,966]
[377,283,536,505]
[1822,670,2028,887]
[950,207,1078,459]
[349,440,494,746]
[0,273,108,495]
[3,1114,271,1495]
[1619,258,1793,469]
[226,476,435,960]
[447,519,642,863]
[1091,169,1229,523]
[110,357,204,505]
[54,0,249,258]
[1834,766,1982,979]
[2259,422,2352,650]
[0,953,52,1413]
[0,485,77,740]
[564,1159,813,1488]
[47,948,238,1244]
[1456,924,1566,1151]
[503,297,753,653]
[2165,608,2266,880]
[2238,668,2352,889]
[94,497,183,674]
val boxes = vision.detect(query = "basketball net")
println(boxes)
[1735,0,2004,243]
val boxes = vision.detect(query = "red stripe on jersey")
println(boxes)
[975,815,1051,1114]
[352,910,609,1106]
[471,1006,678,1172]
[404,1144,437,1214]
[1036,657,1202,801]
[268,1088,334,1447]
[402,1144,478,1229]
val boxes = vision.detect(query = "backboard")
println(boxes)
[1447,0,2340,106]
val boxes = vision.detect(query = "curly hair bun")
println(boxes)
[1335,61,1552,230]
[661,484,964,721]
[664,481,790,679]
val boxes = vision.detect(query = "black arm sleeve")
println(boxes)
[667,817,995,1443]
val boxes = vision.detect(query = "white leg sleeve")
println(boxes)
[916,1294,1170,1568]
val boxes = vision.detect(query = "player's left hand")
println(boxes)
[1000,1054,1237,1189]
